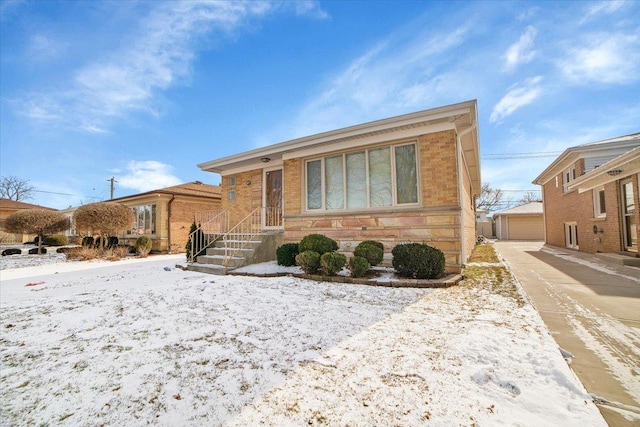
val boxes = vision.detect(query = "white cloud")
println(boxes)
[490,76,543,124]
[15,1,305,133]
[277,26,471,139]
[117,160,182,192]
[503,26,537,72]
[558,32,640,85]
[26,34,68,61]
[292,0,329,20]
[580,0,626,24]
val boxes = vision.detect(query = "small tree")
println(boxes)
[0,176,35,201]
[518,191,541,205]
[476,183,504,212]
[4,209,69,254]
[74,202,133,248]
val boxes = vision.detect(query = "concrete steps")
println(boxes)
[595,252,640,267]
[187,232,283,275]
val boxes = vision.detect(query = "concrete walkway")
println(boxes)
[494,241,640,426]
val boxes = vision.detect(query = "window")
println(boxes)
[127,204,156,235]
[228,175,237,187]
[305,143,419,211]
[593,187,606,218]
[562,167,576,193]
[228,190,236,201]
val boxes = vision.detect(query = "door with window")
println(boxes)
[264,169,283,228]
[621,179,638,252]
[564,222,579,250]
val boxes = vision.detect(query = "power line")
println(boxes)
[482,151,562,160]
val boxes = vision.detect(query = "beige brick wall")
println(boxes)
[543,160,636,254]
[222,170,263,225]
[460,155,476,263]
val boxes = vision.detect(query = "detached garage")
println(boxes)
[494,202,544,240]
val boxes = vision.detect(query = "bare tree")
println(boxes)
[476,183,504,212]
[4,209,69,254]
[73,202,133,247]
[518,191,541,205]
[0,176,35,201]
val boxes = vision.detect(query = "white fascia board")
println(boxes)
[219,159,284,176]
[199,102,474,172]
[282,121,456,160]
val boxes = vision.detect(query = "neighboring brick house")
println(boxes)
[197,100,481,272]
[0,199,57,244]
[65,182,221,253]
[533,133,640,256]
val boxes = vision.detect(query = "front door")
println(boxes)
[564,222,579,250]
[621,179,638,252]
[264,169,283,228]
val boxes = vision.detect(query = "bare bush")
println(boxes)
[4,209,69,254]
[74,202,133,247]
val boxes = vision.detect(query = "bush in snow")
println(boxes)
[392,242,445,279]
[276,242,299,266]
[320,252,347,276]
[295,250,321,274]
[354,241,384,266]
[135,236,153,258]
[298,234,338,256]
[348,256,370,278]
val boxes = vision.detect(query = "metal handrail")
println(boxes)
[188,209,228,262]
[222,207,263,266]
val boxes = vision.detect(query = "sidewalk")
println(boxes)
[494,241,640,426]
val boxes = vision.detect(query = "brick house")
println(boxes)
[195,100,480,273]
[64,182,221,253]
[533,133,640,256]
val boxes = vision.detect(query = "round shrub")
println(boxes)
[28,247,47,254]
[298,234,338,256]
[354,241,384,266]
[295,250,321,274]
[135,236,153,257]
[391,242,445,279]
[358,240,384,251]
[43,234,68,246]
[2,248,22,256]
[349,256,370,278]
[276,242,299,266]
[320,252,347,276]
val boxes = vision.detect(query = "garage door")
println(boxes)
[508,216,544,240]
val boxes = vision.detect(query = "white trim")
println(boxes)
[593,187,606,218]
[457,133,466,263]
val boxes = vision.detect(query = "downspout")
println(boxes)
[456,121,478,268]
[167,194,175,254]
[456,134,466,269]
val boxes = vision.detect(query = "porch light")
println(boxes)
[607,169,622,176]
[260,157,271,163]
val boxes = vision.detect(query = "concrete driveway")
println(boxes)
[494,241,640,426]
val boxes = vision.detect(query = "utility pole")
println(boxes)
[107,177,118,200]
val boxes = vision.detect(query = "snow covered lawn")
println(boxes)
[0,252,605,426]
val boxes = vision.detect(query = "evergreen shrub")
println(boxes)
[391,242,445,279]
[295,250,321,274]
[348,256,370,278]
[354,241,384,266]
[276,242,299,266]
[298,234,338,256]
[43,234,68,246]
[135,236,153,257]
[320,252,347,276]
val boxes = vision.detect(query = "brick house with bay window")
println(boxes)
[193,100,480,273]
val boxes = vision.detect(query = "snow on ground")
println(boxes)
[0,254,605,426]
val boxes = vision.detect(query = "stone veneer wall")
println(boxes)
[282,130,465,272]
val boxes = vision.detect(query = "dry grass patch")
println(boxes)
[463,244,525,306]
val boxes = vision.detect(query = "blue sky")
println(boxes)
[1,0,639,210]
